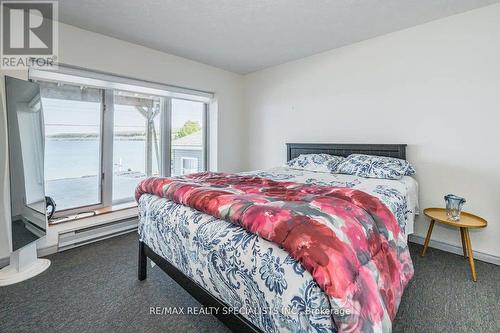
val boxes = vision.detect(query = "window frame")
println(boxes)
[110,91,164,205]
[41,86,106,217]
[170,98,208,177]
[30,65,212,217]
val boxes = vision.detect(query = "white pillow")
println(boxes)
[286,154,345,173]
[336,154,416,180]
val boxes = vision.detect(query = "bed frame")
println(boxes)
[138,143,407,333]
[286,143,406,161]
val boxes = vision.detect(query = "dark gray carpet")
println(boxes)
[0,232,498,333]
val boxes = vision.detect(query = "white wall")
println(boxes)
[243,4,500,258]
[0,23,245,260]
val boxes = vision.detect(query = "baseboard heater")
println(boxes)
[58,218,138,252]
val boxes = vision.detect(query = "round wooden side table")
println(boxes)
[421,208,487,282]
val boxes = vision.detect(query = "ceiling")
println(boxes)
[57,0,498,74]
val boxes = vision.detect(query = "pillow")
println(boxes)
[336,154,415,180]
[286,154,345,173]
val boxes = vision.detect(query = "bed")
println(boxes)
[137,143,418,333]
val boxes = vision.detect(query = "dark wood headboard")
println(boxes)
[286,143,407,161]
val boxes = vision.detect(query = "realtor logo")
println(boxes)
[1,0,58,69]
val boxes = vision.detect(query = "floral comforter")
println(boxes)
[137,168,417,333]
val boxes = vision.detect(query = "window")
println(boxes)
[112,91,162,203]
[171,99,206,177]
[40,82,104,211]
[181,157,199,175]
[31,66,212,217]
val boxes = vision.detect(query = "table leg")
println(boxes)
[460,227,467,258]
[464,228,477,282]
[421,220,435,257]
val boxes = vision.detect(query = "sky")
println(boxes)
[42,97,204,136]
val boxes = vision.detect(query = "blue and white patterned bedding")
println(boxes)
[138,167,419,333]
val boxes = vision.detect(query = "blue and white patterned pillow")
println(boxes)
[336,154,416,180]
[286,154,345,173]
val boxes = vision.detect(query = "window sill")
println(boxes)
[49,202,137,226]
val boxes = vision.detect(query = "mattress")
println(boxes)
[138,167,419,333]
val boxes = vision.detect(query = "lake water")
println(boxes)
[45,139,149,210]
[45,139,149,180]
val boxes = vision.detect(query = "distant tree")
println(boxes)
[175,120,201,139]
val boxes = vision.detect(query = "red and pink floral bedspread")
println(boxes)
[136,172,414,332]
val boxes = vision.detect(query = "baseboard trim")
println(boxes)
[408,234,500,266]
[38,245,58,257]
